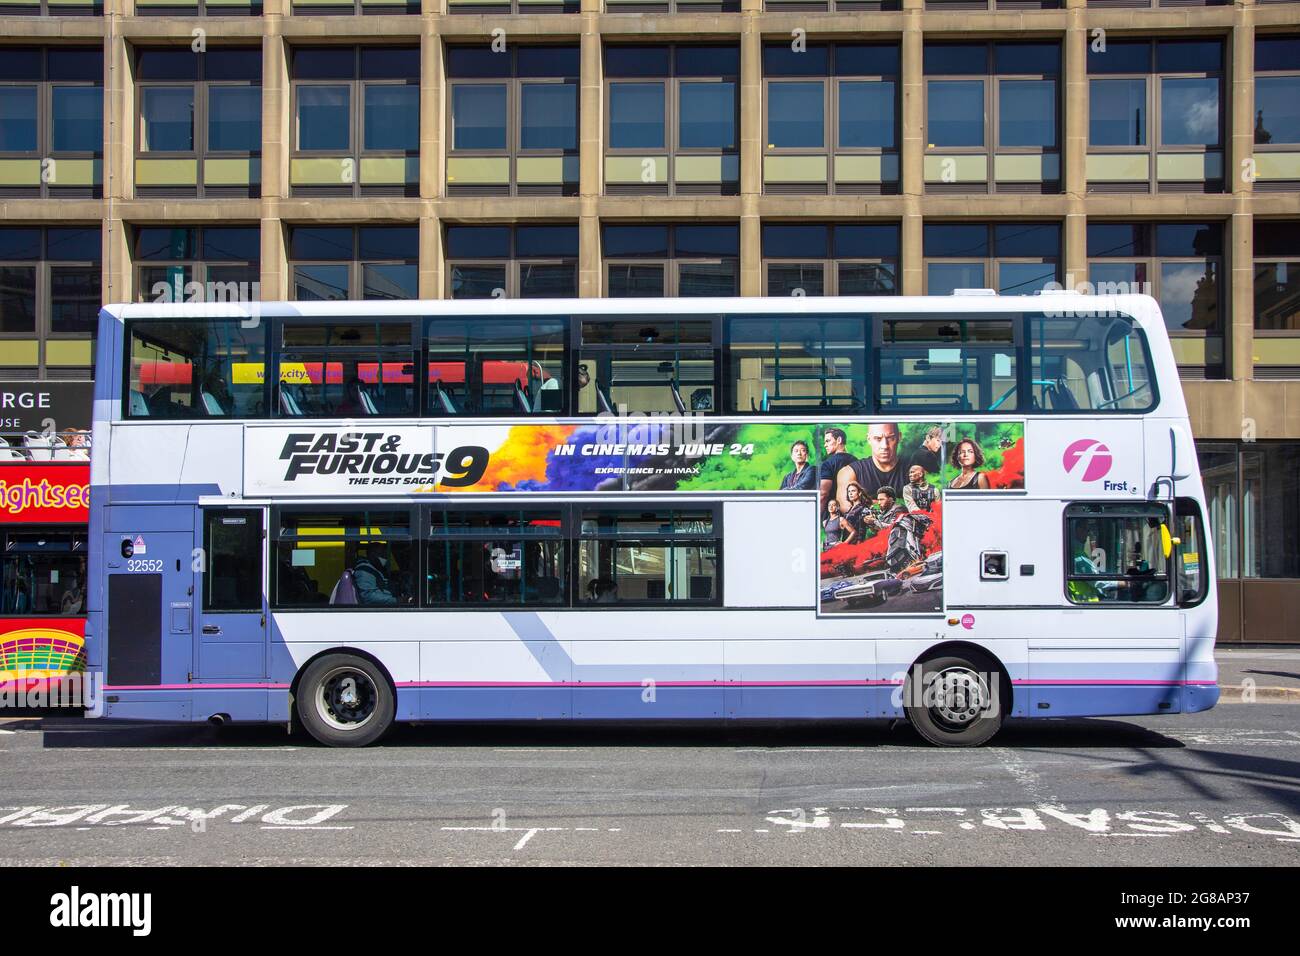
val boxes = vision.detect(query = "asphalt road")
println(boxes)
[1,700,1298,866]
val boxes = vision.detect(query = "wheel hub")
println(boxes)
[316,668,378,731]
[930,667,989,726]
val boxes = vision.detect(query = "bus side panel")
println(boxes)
[417,637,572,720]
[571,641,725,718]
[723,640,880,718]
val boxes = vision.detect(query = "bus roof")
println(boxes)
[101,293,1164,327]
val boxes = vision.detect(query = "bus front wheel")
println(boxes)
[296,654,395,748]
[904,653,1007,747]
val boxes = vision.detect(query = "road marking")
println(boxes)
[260,826,354,830]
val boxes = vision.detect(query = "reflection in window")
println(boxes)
[277,320,415,418]
[0,532,87,616]
[426,512,566,607]
[579,318,715,415]
[426,317,568,416]
[728,315,866,413]
[878,318,1017,412]
[127,319,268,419]
[578,510,718,604]
[275,511,414,608]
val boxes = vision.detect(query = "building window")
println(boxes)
[765,0,899,10]
[289,225,418,301]
[923,222,1061,295]
[1086,222,1223,378]
[604,45,739,196]
[0,226,100,376]
[139,0,262,14]
[761,223,899,296]
[763,43,899,195]
[1255,36,1300,189]
[292,0,413,13]
[923,42,1060,194]
[928,0,1057,7]
[0,48,102,198]
[446,45,579,197]
[1197,442,1300,581]
[290,46,418,197]
[1087,39,1224,193]
[134,226,261,304]
[1253,220,1300,377]
[445,224,578,299]
[603,223,739,297]
[136,47,261,198]
[449,0,574,12]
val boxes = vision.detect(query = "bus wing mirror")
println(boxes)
[1160,523,1172,559]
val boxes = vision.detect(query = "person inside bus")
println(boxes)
[779,440,817,491]
[836,422,904,512]
[353,540,408,606]
[903,465,937,512]
[59,557,87,615]
[819,428,856,519]
[947,437,991,490]
[336,377,372,417]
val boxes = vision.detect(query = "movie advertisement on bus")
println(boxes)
[246,419,1025,616]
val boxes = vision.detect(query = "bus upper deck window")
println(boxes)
[727,315,866,414]
[1029,313,1155,413]
[426,317,569,417]
[126,319,268,419]
[579,318,716,416]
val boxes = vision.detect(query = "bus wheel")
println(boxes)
[296,655,394,748]
[904,653,1006,747]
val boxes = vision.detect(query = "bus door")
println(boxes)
[195,508,267,680]
[104,528,194,688]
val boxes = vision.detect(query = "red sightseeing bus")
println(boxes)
[0,382,92,705]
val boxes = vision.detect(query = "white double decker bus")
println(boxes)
[84,293,1216,746]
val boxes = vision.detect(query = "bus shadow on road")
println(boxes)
[32,716,1186,750]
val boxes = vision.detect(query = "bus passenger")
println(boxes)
[354,541,401,606]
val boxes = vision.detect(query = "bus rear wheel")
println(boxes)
[904,653,1007,747]
[296,654,394,748]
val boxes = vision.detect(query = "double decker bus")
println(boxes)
[84,293,1216,746]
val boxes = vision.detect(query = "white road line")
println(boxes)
[259,826,354,830]
[513,829,540,850]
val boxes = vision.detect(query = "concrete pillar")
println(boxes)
[900,2,924,295]
[261,217,287,301]
[419,214,442,298]
[1230,6,1256,385]
[420,20,443,203]
[103,14,133,304]
[579,19,602,296]
[261,34,288,202]
[740,13,762,296]
[1063,10,1088,288]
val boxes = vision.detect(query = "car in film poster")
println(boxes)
[816,420,1025,616]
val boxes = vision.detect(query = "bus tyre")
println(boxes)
[904,653,1007,748]
[296,655,394,748]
